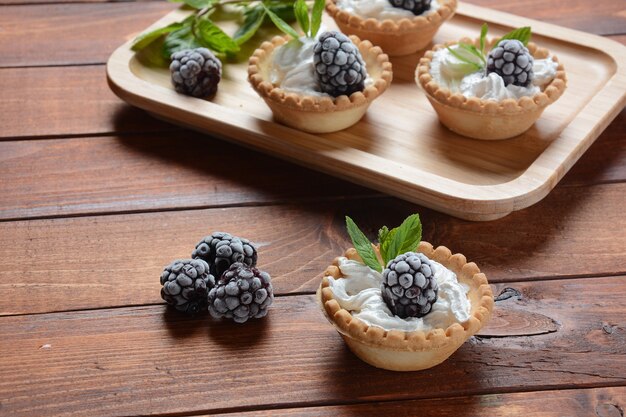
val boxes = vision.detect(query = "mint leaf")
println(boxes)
[380,228,398,265]
[234,6,266,45]
[479,23,488,55]
[385,214,422,261]
[446,46,483,71]
[132,21,185,51]
[310,0,324,38]
[498,26,531,46]
[181,0,215,9]
[162,21,202,58]
[196,18,240,53]
[345,216,382,272]
[294,0,309,37]
[267,3,296,23]
[458,42,486,65]
[264,4,300,39]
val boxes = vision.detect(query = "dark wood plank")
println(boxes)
[0,2,176,68]
[212,387,626,416]
[0,133,375,222]
[1,184,626,315]
[0,66,179,139]
[463,0,626,36]
[0,277,624,416]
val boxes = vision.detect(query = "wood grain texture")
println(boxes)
[211,387,626,416]
[464,0,626,36]
[0,2,176,68]
[0,66,179,139]
[0,277,624,416]
[1,184,626,315]
[0,133,375,221]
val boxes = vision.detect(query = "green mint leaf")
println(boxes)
[446,46,483,71]
[385,214,422,261]
[267,3,296,23]
[498,26,532,46]
[132,21,185,51]
[380,228,398,265]
[378,226,390,244]
[181,0,215,9]
[345,216,382,273]
[479,23,488,55]
[294,0,310,37]
[458,42,486,64]
[264,4,300,39]
[310,0,325,38]
[196,18,240,53]
[162,21,202,58]
[233,6,266,45]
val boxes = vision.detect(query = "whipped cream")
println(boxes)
[271,37,325,96]
[326,257,471,332]
[337,0,440,21]
[430,46,558,101]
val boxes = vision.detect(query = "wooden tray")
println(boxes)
[107,3,626,221]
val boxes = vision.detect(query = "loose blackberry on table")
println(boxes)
[313,31,368,97]
[387,0,432,15]
[381,252,438,318]
[192,232,257,278]
[160,259,215,314]
[487,39,534,87]
[170,48,222,98]
[208,263,274,323]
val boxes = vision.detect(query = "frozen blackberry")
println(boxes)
[313,31,367,97]
[381,252,438,318]
[387,0,431,15]
[486,39,534,87]
[170,48,222,98]
[192,232,258,278]
[160,259,215,314]
[207,263,274,323]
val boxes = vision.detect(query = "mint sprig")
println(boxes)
[444,23,533,75]
[268,0,324,39]
[345,214,423,273]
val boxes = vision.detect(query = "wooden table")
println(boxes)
[1,0,625,415]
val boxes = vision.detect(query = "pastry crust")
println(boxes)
[248,35,392,133]
[416,38,567,140]
[325,0,457,56]
[317,241,493,371]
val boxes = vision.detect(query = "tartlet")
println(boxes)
[325,0,457,56]
[248,35,392,133]
[317,241,493,371]
[416,38,567,140]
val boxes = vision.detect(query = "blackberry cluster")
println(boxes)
[192,232,258,278]
[313,31,367,97]
[208,263,274,323]
[170,48,222,98]
[487,39,534,87]
[381,252,438,318]
[387,0,431,15]
[160,259,215,314]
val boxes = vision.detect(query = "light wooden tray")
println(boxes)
[107,3,626,221]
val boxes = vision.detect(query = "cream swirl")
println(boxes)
[336,0,440,21]
[429,46,558,101]
[270,37,325,96]
[326,257,471,332]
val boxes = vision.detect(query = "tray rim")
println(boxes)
[106,2,626,221]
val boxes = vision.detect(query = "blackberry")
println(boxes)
[207,263,274,323]
[486,39,534,87]
[387,0,431,15]
[160,259,215,314]
[170,48,222,98]
[313,31,367,97]
[381,252,438,318]
[192,232,257,278]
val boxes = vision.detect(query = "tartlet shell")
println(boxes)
[247,35,393,133]
[317,241,494,371]
[325,0,457,56]
[416,38,568,140]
